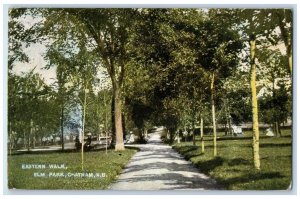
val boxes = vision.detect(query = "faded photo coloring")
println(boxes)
[7,8,292,190]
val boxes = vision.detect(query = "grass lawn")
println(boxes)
[173,129,292,190]
[8,149,136,190]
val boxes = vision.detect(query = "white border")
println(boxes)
[1,0,299,199]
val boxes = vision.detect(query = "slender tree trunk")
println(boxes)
[33,130,36,148]
[225,99,232,136]
[250,36,261,170]
[287,42,292,75]
[275,121,281,137]
[110,93,116,147]
[81,88,88,171]
[278,122,282,137]
[61,106,64,151]
[28,119,33,152]
[229,117,232,136]
[103,91,108,133]
[114,86,125,151]
[184,127,187,142]
[23,131,26,149]
[200,117,205,153]
[27,132,30,151]
[9,127,12,156]
[9,121,12,156]
[192,114,196,146]
[211,72,217,156]
[105,129,108,155]
[273,123,277,137]
[103,90,108,154]
[122,113,126,141]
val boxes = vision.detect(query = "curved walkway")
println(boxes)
[109,128,224,190]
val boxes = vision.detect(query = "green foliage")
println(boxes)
[85,89,112,134]
[259,83,291,125]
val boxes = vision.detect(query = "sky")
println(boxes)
[12,13,112,90]
[13,43,58,85]
[12,13,57,85]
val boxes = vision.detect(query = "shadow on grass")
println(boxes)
[173,145,205,159]
[184,152,205,159]
[125,146,141,152]
[260,143,291,148]
[173,145,199,154]
[221,171,285,187]
[280,135,292,138]
[195,156,225,173]
[261,155,292,160]
[228,158,250,166]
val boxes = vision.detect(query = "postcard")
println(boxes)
[6,7,293,191]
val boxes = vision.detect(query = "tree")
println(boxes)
[276,9,293,75]
[8,8,31,69]
[131,9,210,143]
[65,9,139,151]
[16,8,140,151]
[265,9,293,75]
[8,69,55,152]
[195,9,242,156]
[222,70,252,126]
[45,43,75,151]
[233,9,288,170]
[257,48,291,136]
[123,59,154,142]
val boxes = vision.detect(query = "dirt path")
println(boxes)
[109,128,224,190]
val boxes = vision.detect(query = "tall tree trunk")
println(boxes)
[250,36,261,170]
[61,106,64,151]
[9,121,12,155]
[225,99,232,136]
[122,113,126,141]
[114,86,125,151]
[103,91,108,133]
[287,42,292,75]
[200,117,205,153]
[103,91,108,154]
[23,131,26,149]
[211,72,217,156]
[81,88,88,171]
[27,134,30,152]
[33,130,36,148]
[28,119,33,151]
[192,113,196,146]
[110,93,116,147]
[9,122,12,156]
